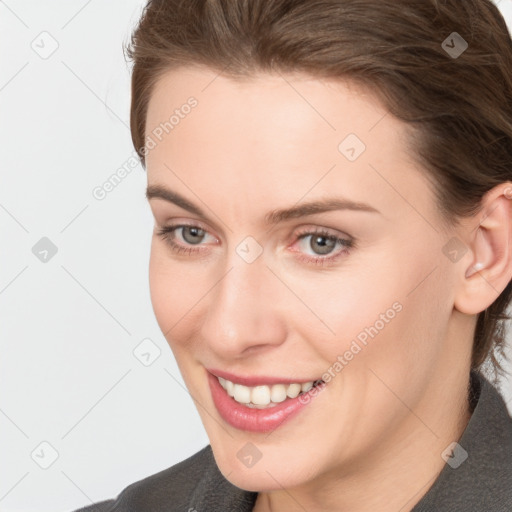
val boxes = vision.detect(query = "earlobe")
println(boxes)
[454,183,512,315]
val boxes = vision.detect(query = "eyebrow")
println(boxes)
[146,184,380,225]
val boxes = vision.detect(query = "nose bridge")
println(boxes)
[199,247,284,356]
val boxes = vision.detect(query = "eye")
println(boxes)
[291,228,354,266]
[155,223,217,256]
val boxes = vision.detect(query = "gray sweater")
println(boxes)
[72,370,512,511]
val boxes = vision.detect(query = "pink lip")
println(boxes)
[207,367,318,387]
[207,370,321,433]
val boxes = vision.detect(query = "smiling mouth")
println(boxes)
[216,375,325,409]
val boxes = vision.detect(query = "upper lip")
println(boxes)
[207,368,322,387]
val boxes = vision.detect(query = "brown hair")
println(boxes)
[124,0,512,384]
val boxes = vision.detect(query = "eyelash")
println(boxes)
[155,223,354,267]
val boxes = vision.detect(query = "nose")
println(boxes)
[199,250,287,359]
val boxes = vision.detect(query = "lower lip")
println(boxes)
[207,371,319,433]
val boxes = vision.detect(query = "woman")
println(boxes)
[73,0,512,510]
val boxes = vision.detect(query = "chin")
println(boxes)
[221,464,305,493]
[210,439,317,492]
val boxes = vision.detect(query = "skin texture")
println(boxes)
[144,66,512,512]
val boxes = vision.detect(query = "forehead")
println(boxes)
[144,66,435,229]
[146,66,388,143]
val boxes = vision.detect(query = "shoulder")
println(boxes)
[71,444,251,512]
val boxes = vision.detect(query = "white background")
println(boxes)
[1,1,512,511]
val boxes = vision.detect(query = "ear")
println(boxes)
[454,182,512,315]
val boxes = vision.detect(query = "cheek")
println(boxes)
[333,252,454,398]
[148,242,216,353]
[306,250,448,374]
[285,259,402,357]
[148,243,191,336]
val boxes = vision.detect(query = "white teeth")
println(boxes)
[226,380,235,397]
[270,384,287,403]
[251,385,271,405]
[217,376,321,406]
[286,383,302,398]
[233,383,251,404]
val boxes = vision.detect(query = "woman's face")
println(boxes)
[145,66,467,491]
